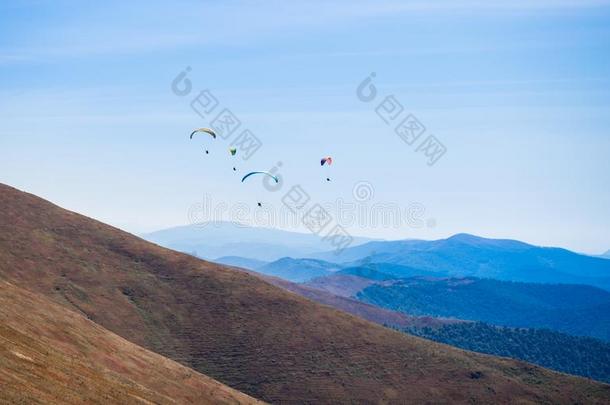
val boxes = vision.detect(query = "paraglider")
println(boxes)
[190,128,217,154]
[241,171,280,184]
[229,147,237,171]
[241,171,280,207]
[321,156,333,181]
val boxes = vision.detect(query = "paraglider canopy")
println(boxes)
[190,128,217,139]
[321,157,333,166]
[241,171,280,184]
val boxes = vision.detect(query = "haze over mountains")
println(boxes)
[147,222,610,290]
[3,182,610,403]
[142,222,372,262]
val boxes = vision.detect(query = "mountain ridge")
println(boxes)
[311,233,610,289]
[1,183,609,404]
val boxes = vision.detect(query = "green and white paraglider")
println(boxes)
[229,147,238,171]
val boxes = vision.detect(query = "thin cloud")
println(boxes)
[2,0,610,63]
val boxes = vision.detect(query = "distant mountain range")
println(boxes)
[311,233,610,290]
[142,222,372,262]
[357,277,610,341]
[148,226,610,290]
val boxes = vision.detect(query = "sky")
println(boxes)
[1,0,609,253]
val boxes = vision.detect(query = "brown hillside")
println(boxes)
[0,280,262,404]
[1,183,609,404]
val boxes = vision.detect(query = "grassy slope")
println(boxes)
[1,183,609,404]
[0,280,262,404]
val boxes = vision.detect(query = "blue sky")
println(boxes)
[1,0,609,253]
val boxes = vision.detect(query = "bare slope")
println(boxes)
[0,280,261,404]
[1,183,609,404]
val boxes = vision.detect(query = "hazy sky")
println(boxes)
[1,0,609,253]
